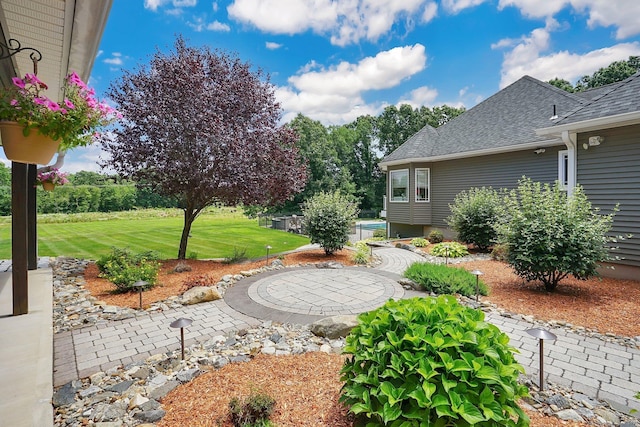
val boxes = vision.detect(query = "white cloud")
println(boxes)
[422,2,438,22]
[493,20,640,88]
[276,44,427,125]
[441,0,487,14]
[173,0,197,6]
[207,21,231,31]
[103,52,123,66]
[228,0,425,46]
[499,0,640,39]
[144,0,168,11]
[396,86,439,108]
[266,41,283,50]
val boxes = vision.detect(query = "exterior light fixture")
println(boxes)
[534,148,545,154]
[526,328,557,391]
[265,245,272,265]
[170,317,193,360]
[470,270,483,302]
[132,280,148,310]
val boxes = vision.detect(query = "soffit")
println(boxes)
[0,0,112,100]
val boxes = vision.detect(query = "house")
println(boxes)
[379,73,640,279]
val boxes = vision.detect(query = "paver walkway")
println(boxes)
[53,247,640,415]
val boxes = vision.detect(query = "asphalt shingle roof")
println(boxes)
[554,71,640,125]
[382,76,586,163]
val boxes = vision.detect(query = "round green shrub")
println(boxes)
[446,187,502,251]
[430,241,469,258]
[428,229,444,244]
[373,228,387,239]
[410,237,428,247]
[340,296,529,427]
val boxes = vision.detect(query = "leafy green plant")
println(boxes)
[410,237,428,247]
[302,191,359,255]
[404,262,488,297]
[223,247,248,264]
[430,242,469,258]
[341,296,529,427]
[228,392,276,427]
[352,241,370,265]
[96,247,160,293]
[187,251,198,260]
[428,229,444,244]
[373,228,387,239]
[495,178,618,291]
[447,187,502,251]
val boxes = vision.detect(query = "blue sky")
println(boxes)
[68,0,640,172]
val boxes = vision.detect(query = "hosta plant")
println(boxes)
[430,241,469,258]
[340,296,529,427]
[410,237,428,247]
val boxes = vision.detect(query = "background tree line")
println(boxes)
[0,166,178,215]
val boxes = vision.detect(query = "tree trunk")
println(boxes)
[178,209,197,259]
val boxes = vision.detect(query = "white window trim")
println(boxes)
[415,168,430,203]
[558,150,569,190]
[389,169,409,203]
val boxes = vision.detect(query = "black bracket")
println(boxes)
[0,38,43,74]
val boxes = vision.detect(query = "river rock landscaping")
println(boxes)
[51,250,640,426]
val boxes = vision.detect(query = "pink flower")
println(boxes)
[11,77,25,89]
[25,73,47,89]
[64,98,75,109]
[33,97,48,106]
[10,99,18,106]
[46,100,62,112]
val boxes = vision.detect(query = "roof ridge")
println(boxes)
[554,72,640,124]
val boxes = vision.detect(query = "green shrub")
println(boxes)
[229,392,275,427]
[491,243,509,261]
[96,247,160,293]
[495,178,617,291]
[430,242,469,258]
[302,191,359,255]
[410,237,428,247]
[372,228,387,238]
[428,229,444,244]
[352,241,370,265]
[340,296,529,427]
[447,187,502,251]
[223,247,248,264]
[404,262,488,297]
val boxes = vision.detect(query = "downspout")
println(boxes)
[561,130,577,196]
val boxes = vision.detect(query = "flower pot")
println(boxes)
[0,121,60,164]
[42,181,55,192]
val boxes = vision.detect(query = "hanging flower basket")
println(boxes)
[36,168,68,191]
[0,72,121,164]
[0,121,60,164]
[42,181,55,191]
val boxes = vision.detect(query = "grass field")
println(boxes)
[0,208,310,260]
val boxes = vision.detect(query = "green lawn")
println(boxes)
[0,208,310,260]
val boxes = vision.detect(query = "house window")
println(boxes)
[415,168,430,202]
[558,150,569,188]
[390,169,409,202]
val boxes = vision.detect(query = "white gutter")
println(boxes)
[537,111,640,136]
[379,138,562,170]
[561,131,577,197]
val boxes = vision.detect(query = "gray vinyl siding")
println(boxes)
[577,125,640,267]
[386,164,432,225]
[430,147,564,228]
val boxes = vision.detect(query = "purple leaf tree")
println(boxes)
[102,37,307,259]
